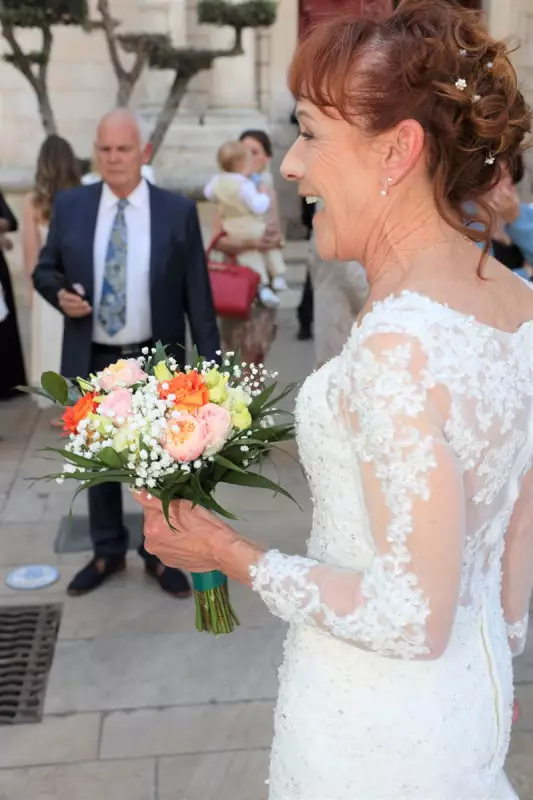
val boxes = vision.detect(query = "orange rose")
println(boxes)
[62,392,98,434]
[159,371,209,413]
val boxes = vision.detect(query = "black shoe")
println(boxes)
[67,555,126,596]
[139,546,192,598]
[297,324,313,341]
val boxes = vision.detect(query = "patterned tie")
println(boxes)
[98,198,128,336]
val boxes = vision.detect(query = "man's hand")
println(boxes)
[58,289,92,318]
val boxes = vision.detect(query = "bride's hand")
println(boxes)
[134,491,237,573]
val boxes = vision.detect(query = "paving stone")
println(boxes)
[45,626,284,714]
[0,713,100,769]
[0,522,59,566]
[158,749,269,800]
[0,758,156,800]
[57,561,279,639]
[100,700,274,759]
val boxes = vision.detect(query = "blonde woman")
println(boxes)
[22,135,80,412]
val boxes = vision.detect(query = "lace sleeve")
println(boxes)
[251,333,465,660]
[501,466,533,657]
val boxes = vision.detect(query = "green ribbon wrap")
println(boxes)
[191,569,227,592]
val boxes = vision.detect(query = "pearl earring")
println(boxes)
[380,177,393,197]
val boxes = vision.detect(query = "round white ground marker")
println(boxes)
[5,565,60,590]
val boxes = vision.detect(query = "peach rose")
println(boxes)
[161,413,209,462]
[198,403,232,456]
[98,359,147,390]
[99,387,133,424]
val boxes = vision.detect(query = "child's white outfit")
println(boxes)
[204,172,287,305]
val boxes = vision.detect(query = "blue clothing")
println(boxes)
[470,203,533,275]
[505,203,533,265]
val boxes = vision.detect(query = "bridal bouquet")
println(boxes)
[22,344,296,634]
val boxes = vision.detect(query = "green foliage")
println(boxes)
[0,0,89,28]
[198,0,277,29]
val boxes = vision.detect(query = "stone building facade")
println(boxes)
[0,0,532,228]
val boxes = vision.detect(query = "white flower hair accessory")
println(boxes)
[455,78,467,91]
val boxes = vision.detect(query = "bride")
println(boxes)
[138,1,533,797]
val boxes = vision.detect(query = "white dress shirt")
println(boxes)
[93,178,152,345]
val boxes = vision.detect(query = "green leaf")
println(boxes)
[42,447,98,469]
[198,491,239,520]
[248,381,277,417]
[249,424,295,442]
[220,470,300,507]
[16,384,55,401]
[41,371,68,404]
[150,341,168,367]
[213,454,247,474]
[66,380,82,406]
[97,447,124,469]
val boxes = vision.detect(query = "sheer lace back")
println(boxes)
[252,291,533,660]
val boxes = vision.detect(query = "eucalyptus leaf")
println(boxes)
[41,371,69,404]
[16,385,55,401]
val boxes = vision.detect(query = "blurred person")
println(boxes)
[487,157,533,276]
[22,135,81,420]
[239,129,289,292]
[213,225,281,363]
[33,108,219,598]
[307,233,368,367]
[204,140,285,308]
[0,190,26,400]
[291,110,315,340]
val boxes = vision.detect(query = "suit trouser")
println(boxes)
[88,342,149,558]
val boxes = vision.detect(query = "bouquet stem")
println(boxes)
[192,570,240,634]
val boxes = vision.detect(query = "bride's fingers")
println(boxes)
[133,489,163,511]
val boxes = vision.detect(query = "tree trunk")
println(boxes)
[116,78,135,107]
[148,72,192,160]
[34,81,57,135]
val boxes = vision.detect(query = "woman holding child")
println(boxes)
[206,129,285,362]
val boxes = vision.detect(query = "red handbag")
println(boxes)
[206,233,260,320]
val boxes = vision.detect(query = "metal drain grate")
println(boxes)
[0,604,62,725]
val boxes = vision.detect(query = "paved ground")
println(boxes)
[0,201,532,798]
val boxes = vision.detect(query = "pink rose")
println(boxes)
[198,403,232,456]
[99,387,133,424]
[162,413,209,462]
[98,358,147,390]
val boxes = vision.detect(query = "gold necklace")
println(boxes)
[408,235,475,256]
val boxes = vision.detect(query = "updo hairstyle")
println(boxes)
[288,0,531,248]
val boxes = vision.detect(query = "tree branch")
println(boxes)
[96,0,127,81]
[1,24,38,91]
[39,25,53,85]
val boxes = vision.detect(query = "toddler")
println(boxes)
[204,140,287,308]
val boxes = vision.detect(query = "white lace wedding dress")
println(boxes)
[251,291,532,799]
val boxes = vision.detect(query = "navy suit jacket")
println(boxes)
[32,181,220,378]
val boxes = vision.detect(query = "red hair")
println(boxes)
[289,0,530,251]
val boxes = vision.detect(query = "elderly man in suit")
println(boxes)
[33,109,220,597]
